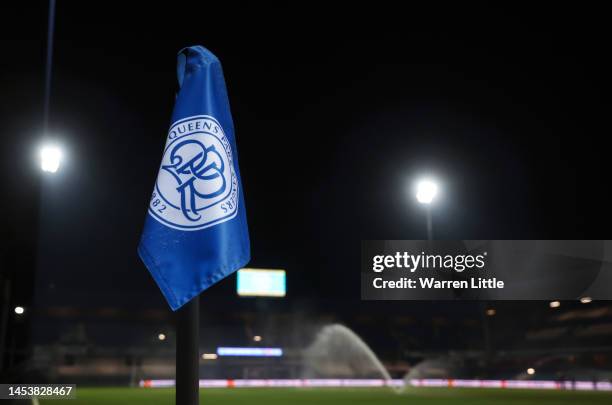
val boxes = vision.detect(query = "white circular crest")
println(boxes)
[149,115,239,230]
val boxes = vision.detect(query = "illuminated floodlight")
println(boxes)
[416,179,438,204]
[14,306,25,315]
[253,335,262,342]
[237,268,286,297]
[580,297,592,304]
[549,301,561,309]
[527,368,535,375]
[485,308,496,316]
[40,144,63,173]
[202,353,218,360]
[216,347,283,357]
[158,333,166,341]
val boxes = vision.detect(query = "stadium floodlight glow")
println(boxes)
[216,347,283,357]
[158,333,166,341]
[416,179,438,204]
[40,144,63,173]
[549,300,561,308]
[14,306,25,315]
[485,308,496,316]
[202,353,218,360]
[580,296,592,304]
[527,368,535,375]
[253,335,262,342]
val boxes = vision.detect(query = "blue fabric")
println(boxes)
[138,46,250,310]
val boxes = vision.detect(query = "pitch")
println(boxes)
[39,387,612,404]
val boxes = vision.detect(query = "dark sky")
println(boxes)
[1,4,611,311]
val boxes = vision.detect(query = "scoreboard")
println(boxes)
[236,268,286,297]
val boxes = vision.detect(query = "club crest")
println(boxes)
[149,115,239,230]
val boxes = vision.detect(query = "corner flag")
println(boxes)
[138,46,250,310]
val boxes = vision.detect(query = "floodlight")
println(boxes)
[40,144,63,173]
[416,179,438,204]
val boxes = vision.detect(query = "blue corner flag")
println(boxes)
[138,46,250,310]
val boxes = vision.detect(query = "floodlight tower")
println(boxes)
[415,179,438,241]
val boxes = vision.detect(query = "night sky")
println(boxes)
[1,4,611,312]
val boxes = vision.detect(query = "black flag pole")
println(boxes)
[176,295,199,405]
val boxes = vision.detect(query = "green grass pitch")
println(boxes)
[39,387,612,404]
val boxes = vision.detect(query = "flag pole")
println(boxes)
[176,295,199,405]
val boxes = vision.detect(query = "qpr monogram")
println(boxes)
[149,115,239,230]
